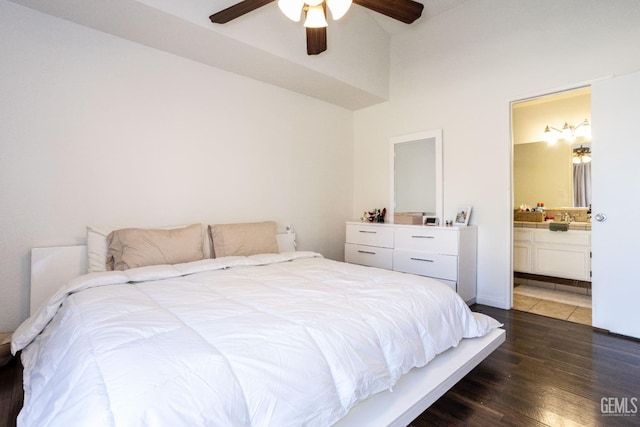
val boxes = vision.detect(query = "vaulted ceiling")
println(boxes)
[9,0,466,109]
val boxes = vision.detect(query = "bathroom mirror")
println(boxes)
[513,141,591,207]
[389,129,443,223]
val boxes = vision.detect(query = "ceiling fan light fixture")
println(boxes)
[209,0,424,55]
[304,5,328,28]
[572,145,591,164]
[326,0,352,20]
[278,0,304,21]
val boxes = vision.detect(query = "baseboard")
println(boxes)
[475,296,510,310]
[514,272,591,289]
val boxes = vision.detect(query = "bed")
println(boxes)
[12,222,505,427]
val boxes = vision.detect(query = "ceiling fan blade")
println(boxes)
[306,27,327,55]
[210,0,275,23]
[353,0,423,24]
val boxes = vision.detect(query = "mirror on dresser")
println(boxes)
[389,129,443,224]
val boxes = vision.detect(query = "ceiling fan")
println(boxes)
[209,0,424,55]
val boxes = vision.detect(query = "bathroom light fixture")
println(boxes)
[572,145,591,164]
[543,119,591,144]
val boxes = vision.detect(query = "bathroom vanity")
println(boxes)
[513,222,591,282]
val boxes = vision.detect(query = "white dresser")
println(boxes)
[345,221,478,304]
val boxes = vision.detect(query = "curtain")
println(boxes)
[573,162,591,207]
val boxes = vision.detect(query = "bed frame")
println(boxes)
[30,245,505,427]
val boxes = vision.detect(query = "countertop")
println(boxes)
[514,221,591,230]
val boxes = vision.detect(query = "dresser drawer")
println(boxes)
[345,243,393,270]
[394,227,458,255]
[393,249,458,281]
[346,224,394,248]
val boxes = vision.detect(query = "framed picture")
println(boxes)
[455,206,472,226]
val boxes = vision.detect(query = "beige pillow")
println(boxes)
[88,224,210,273]
[107,224,204,271]
[209,221,279,258]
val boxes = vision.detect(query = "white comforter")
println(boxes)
[13,252,500,427]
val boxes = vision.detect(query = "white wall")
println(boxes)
[137,0,392,99]
[353,0,640,308]
[0,2,354,331]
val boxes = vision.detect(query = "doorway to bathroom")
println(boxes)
[511,87,592,325]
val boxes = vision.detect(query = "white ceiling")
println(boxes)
[9,0,467,109]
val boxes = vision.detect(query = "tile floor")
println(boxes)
[513,284,592,326]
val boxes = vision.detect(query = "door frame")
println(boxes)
[506,78,608,309]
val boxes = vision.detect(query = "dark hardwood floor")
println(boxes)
[0,357,22,427]
[1,305,639,427]
[412,305,640,426]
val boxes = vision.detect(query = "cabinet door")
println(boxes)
[513,242,532,273]
[513,228,533,243]
[533,244,591,281]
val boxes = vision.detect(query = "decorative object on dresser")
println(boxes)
[394,212,424,225]
[424,215,439,226]
[455,206,472,226]
[345,221,478,304]
[362,208,386,223]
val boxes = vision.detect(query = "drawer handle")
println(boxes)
[411,235,435,239]
[359,230,377,234]
[410,257,434,262]
[358,250,376,255]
